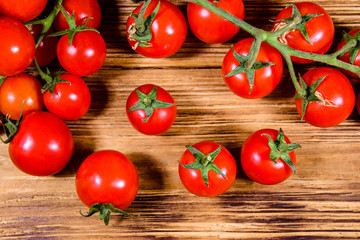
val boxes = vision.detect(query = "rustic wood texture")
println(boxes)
[2,0,360,239]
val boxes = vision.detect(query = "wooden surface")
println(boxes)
[2,0,360,239]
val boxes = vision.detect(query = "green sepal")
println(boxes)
[41,70,69,95]
[0,76,6,87]
[80,203,136,226]
[342,31,360,64]
[225,40,275,94]
[261,128,301,174]
[0,102,24,144]
[128,86,174,122]
[180,145,226,187]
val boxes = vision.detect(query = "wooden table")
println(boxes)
[1,0,360,239]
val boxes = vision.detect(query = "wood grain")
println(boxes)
[1,0,360,239]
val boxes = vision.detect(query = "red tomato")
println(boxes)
[0,73,43,120]
[43,73,91,121]
[187,0,245,43]
[178,141,237,197]
[222,38,283,99]
[0,0,47,22]
[273,2,334,64]
[76,150,139,212]
[336,28,360,78]
[53,0,101,31]
[241,129,297,185]
[8,111,74,176]
[126,0,187,58]
[0,17,35,76]
[357,93,360,116]
[295,67,355,128]
[126,84,177,135]
[57,31,106,76]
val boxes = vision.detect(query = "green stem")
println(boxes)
[136,0,152,33]
[33,59,52,83]
[330,38,357,58]
[245,37,262,69]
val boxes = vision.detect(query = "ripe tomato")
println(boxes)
[336,28,360,78]
[187,0,245,44]
[222,38,283,99]
[273,2,334,64]
[0,17,35,76]
[76,150,139,224]
[53,0,101,31]
[179,141,237,197]
[295,67,355,128]
[0,73,43,120]
[8,111,74,176]
[43,73,91,121]
[0,0,47,22]
[126,84,177,135]
[241,129,299,185]
[126,0,187,58]
[57,31,106,76]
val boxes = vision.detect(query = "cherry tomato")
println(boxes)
[222,38,283,99]
[241,129,298,185]
[43,73,91,121]
[57,31,106,76]
[0,73,43,120]
[273,2,334,64]
[0,0,47,22]
[187,0,245,43]
[178,141,237,197]
[53,0,101,31]
[336,28,360,78]
[8,111,74,176]
[295,67,355,128]
[76,150,139,213]
[126,84,177,135]
[0,17,35,76]
[126,0,187,58]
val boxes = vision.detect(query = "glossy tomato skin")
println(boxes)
[8,111,74,176]
[273,2,334,64]
[126,84,177,135]
[241,129,295,185]
[0,17,35,76]
[53,0,101,31]
[0,0,47,22]
[179,141,237,197]
[76,150,139,210]
[295,67,355,128]
[222,38,283,99]
[0,73,43,120]
[57,31,106,76]
[187,0,245,44]
[336,28,360,78]
[126,0,187,58]
[43,74,91,121]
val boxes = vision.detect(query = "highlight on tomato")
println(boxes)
[76,150,139,225]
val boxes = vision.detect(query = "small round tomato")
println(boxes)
[8,111,74,176]
[273,2,334,64]
[43,73,91,121]
[179,141,237,197]
[126,0,187,58]
[57,31,106,76]
[0,0,47,22]
[222,38,283,99]
[76,150,139,224]
[241,129,299,185]
[295,67,355,128]
[126,84,177,135]
[187,0,245,44]
[53,0,101,31]
[0,17,35,76]
[0,73,43,120]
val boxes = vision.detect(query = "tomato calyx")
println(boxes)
[128,86,174,122]
[261,128,300,174]
[0,104,23,144]
[127,0,160,49]
[180,145,227,187]
[225,39,275,93]
[80,203,136,225]
[0,76,6,87]
[341,31,360,64]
